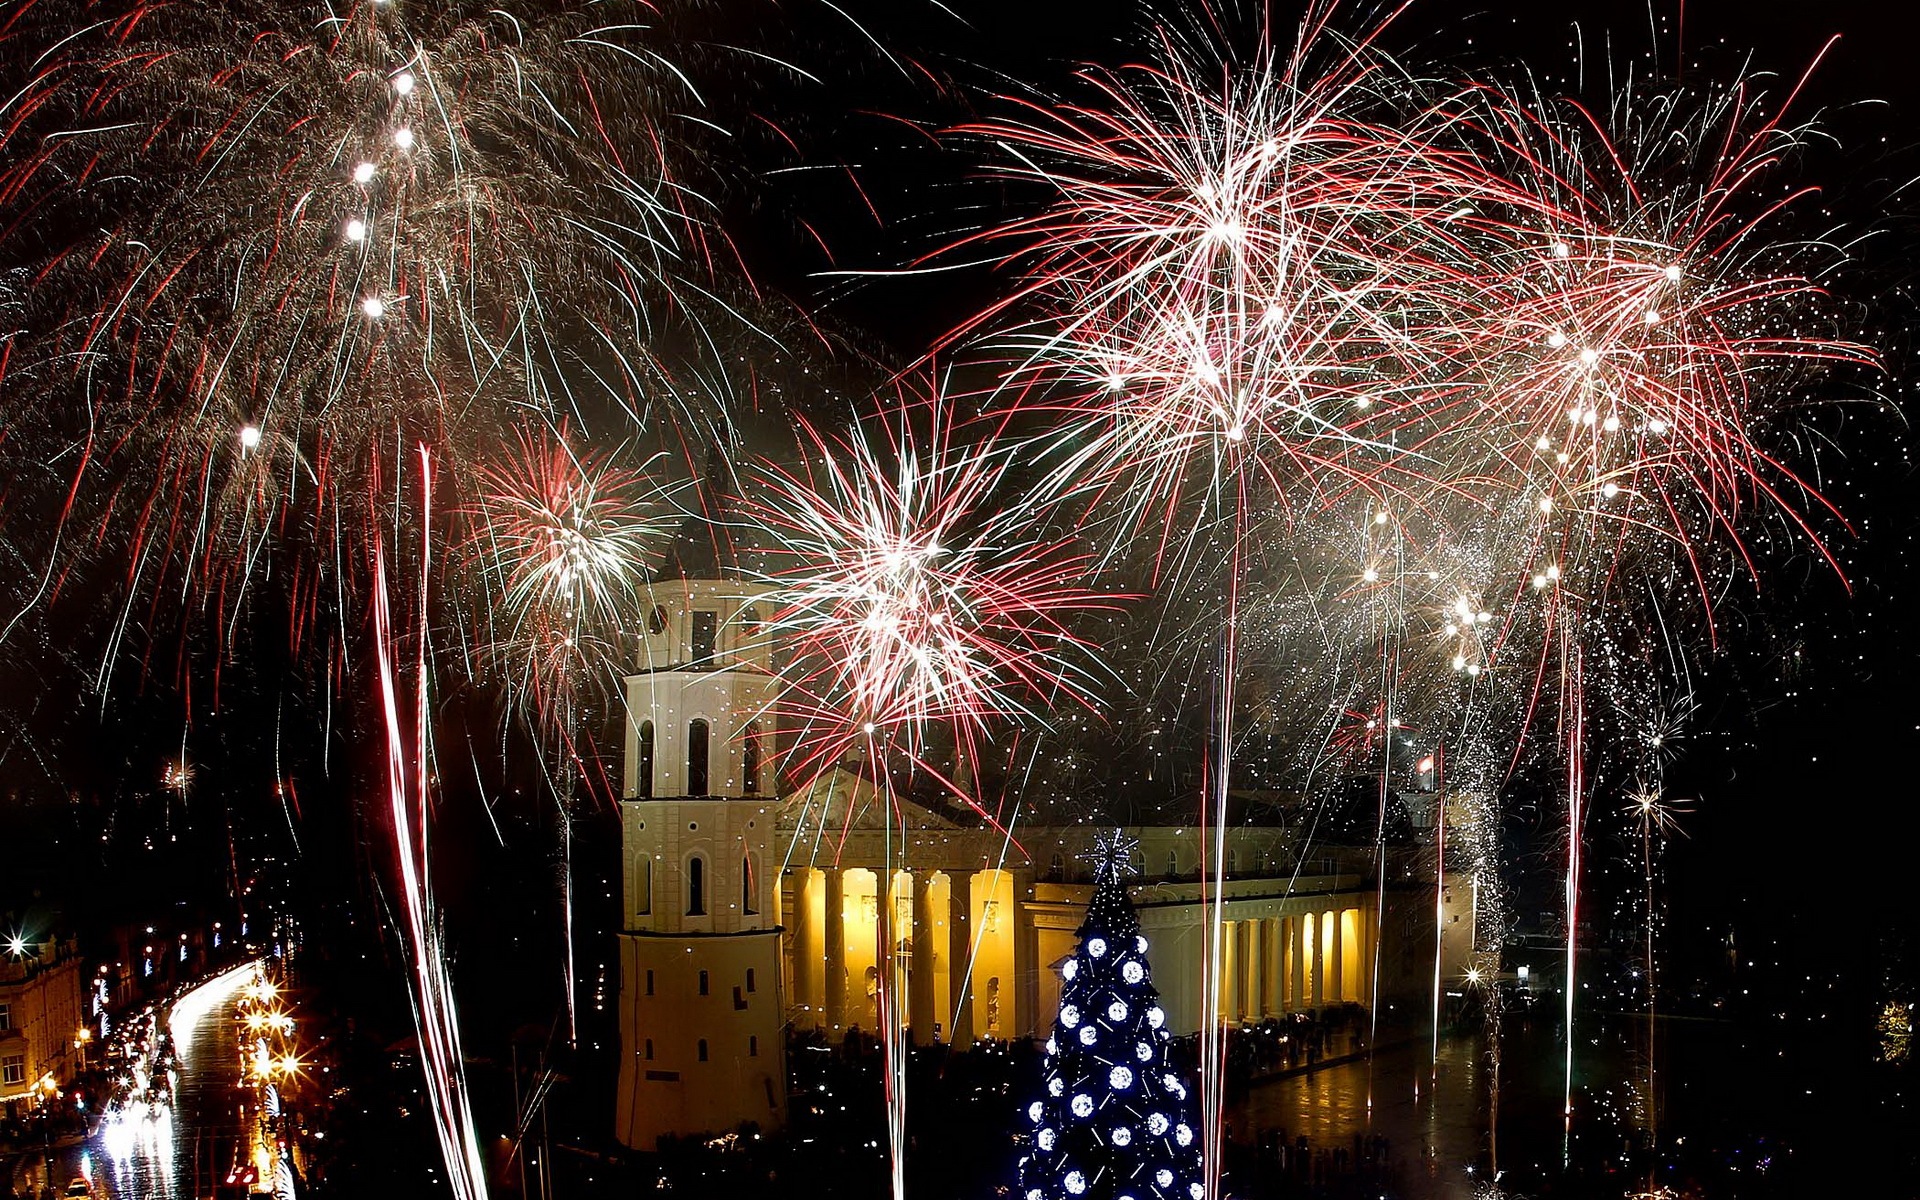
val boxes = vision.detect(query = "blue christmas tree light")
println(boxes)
[1019,831,1205,1200]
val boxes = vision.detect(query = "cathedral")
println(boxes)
[613,565,1469,1150]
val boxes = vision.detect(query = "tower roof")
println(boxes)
[658,443,738,581]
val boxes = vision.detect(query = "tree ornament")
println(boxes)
[1016,829,1204,1200]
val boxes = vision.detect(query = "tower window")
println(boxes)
[738,604,760,643]
[697,1039,709,1062]
[688,856,707,916]
[746,968,756,993]
[645,1039,654,1060]
[749,1035,759,1057]
[1166,850,1178,879]
[645,969,654,996]
[691,610,717,664]
[637,720,654,799]
[699,969,709,996]
[647,603,669,635]
[687,720,710,795]
[742,721,762,796]
[742,855,758,915]
[636,857,652,916]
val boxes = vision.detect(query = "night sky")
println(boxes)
[3,0,1916,1032]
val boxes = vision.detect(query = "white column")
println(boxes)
[947,872,974,1044]
[910,870,937,1043]
[824,868,847,1033]
[1311,911,1326,1009]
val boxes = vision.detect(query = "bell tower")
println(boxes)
[613,516,787,1145]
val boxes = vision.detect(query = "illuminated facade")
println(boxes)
[613,570,1465,1145]
[0,931,84,1108]
[777,771,1463,1045]
[614,578,787,1150]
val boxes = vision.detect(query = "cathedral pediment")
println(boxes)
[778,762,965,836]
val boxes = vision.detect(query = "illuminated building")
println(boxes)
[0,925,84,1110]
[776,775,1468,1044]
[613,572,786,1150]
[613,538,1465,1145]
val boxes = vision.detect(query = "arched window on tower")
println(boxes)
[742,855,758,915]
[637,720,654,799]
[687,719,710,795]
[742,721,762,796]
[687,855,706,916]
[691,610,717,664]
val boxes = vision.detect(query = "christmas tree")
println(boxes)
[1019,831,1205,1200]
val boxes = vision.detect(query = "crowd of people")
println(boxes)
[1203,1003,1375,1087]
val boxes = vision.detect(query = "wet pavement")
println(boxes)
[11,965,256,1200]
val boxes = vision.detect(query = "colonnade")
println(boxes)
[783,865,1025,1044]
[1215,907,1370,1024]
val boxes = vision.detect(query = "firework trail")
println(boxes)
[754,381,1115,794]
[947,6,1515,1179]
[373,446,488,1200]
[465,424,679,743]
[0,0,726,678]
[946,1,1876,1180]
[0,0,738,1179]
[752,377,1115,1199]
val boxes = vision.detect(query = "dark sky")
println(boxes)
[11,0,1913,989]
[714,0,1920,967]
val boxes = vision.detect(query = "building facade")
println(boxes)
[614,579,787,1150]
[777,772,1461,1046]
[613,572,1468,1145]
[0,931,85,1109]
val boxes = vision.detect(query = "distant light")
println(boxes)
[5,936,24,956]
[345,217,367,243]
[393,71,416,96]
[1577,347,1599,367]
[1416,756,1436,774]
[361,296,386,319]
[238,424,263,451]
[392,127,414,151]
[1664,264,1683,282]
[352,161,377,184]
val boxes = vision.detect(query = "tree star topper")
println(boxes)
[1081,829,1140,884]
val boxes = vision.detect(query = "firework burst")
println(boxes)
[755,381,1117,794]
[0,0,727,675]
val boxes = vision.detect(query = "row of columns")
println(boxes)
[787,866,980,1044]
[1219,908,1370,1023]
